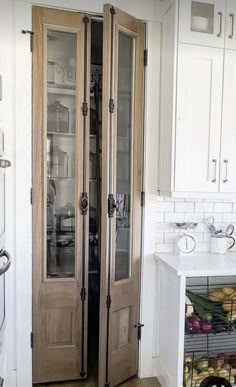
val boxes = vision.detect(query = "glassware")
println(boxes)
[48,100,69,133]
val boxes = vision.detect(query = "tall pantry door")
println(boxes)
[99,5,145,387]
[32,7,90,383]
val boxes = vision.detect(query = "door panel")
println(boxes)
[99,5,144,387]
[220,49,236,192]
[175,43,223,193]
[32,7,90,383]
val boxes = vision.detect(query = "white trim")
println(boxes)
[15,2,33,386]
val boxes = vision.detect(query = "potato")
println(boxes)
[223,297,236,311]
[223,287,235,296]
[207,367,215,374]
[208,290,225,302]
[218,368,230,378]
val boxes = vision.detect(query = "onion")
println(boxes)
[200,320,212,333]
[187,315,201,333]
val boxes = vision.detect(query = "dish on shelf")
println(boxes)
[191,16,209,32]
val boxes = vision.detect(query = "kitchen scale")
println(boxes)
[174,222,198,255]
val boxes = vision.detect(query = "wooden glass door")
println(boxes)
[32,7,90,383]
[99,5,145,387]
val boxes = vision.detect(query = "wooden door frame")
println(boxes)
[15,1,160,386]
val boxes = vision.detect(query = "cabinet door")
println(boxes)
[220,50,236,192]
[32,8,90,383]
[179,0,226,48]
[175,44,223,193]
[225,0,236,49]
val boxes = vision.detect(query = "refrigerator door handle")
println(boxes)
[0,250,11,276]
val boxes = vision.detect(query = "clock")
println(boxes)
[175,234,196,255]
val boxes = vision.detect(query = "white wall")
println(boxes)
[0,0,17,381]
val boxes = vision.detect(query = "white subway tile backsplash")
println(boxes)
[154,198,236,254]
[185,212,204,222]
[164,233,178,244]
[155,243,174,253]
[155,202,174,212]
[175,202,194,213]
[155,222,175,233]
[223,213,236,223]
[195,202,214,213]
[155,213,165,223]
[214,203,233,213]
[156,233,164,244]
[165,212,185,223]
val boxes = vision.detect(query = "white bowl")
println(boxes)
[191,16,209,32]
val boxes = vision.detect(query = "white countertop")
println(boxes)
[154,252,236,277]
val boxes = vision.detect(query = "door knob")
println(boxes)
[0,159,11,168]
[0,249,11,276]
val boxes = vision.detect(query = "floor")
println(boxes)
[36,376,160,387]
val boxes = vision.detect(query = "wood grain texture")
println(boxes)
[99,4,145,387]
[36,376,161,387]
[32,7,91,383]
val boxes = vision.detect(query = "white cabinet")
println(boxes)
[225,0,236,49]
[220,49,236,193]
[175,44,223,193]
[158,0,236,197]
[179,0,226,48]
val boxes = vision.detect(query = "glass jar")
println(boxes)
[48,100,69,133]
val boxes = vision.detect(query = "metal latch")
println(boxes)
[134,322,144,340]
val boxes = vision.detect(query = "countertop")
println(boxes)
[154,252,236,277]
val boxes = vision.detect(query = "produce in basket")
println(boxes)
[223,287,235,296]
[208,290,225,302]
[186,295,194,317]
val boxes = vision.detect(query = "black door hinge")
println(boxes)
[0,377,4,386]
[108,194,116,218]
[135,323,144,340]
[30,332,34,349]
[80,287,87,302]
[144,49,148,67]
[81,192,88,215]
[141,191,145,207]
[82,102,88,116]
[22,30,34,52]
[30,188,33,204]
[106,294,112,309]
[109,98,115,114]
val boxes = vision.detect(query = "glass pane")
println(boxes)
[46,30,77,278]
[115,33,135,282]
[191,1,215,34]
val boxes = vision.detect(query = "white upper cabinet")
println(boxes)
[225,0,236,49]
[220,49,236,193]
[179,0,226,48]
[175,44,223,193]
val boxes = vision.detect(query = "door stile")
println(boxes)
[99,5,116,387]
[79,15,91,378]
